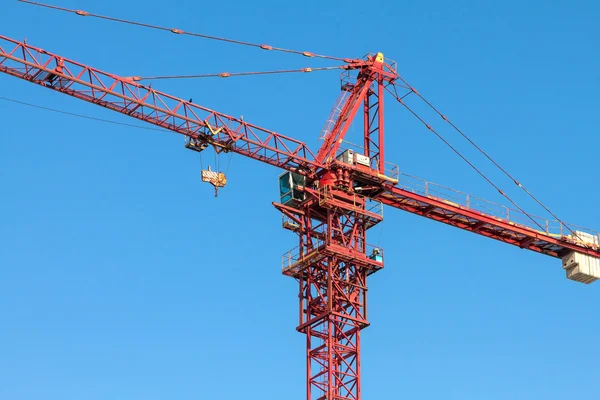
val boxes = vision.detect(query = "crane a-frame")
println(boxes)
[2,6,599,399]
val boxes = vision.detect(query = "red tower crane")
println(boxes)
[2,5,599,399]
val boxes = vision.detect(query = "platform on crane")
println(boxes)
[278,176,384,231]
[282,240,384,278]
[316,185,384,230]
[184,137,208,152]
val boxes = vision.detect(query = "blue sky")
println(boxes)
[1,1,599,399]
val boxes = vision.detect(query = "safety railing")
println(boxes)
[365,244,384,264]
[396,173,600,246]
[366,198,384,218]
[320,90,351,140]
[282,238,326,273]
[340,69,356,91]
[339,54,397,89]
[281,214,300,231]
[384,161,400,182]
[282,240,385,273]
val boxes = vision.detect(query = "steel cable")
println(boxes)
[18,0,355,62]
[138,66,350,81]
[392,75,581,240]
[0,95,165,132]
[385,86,548,233]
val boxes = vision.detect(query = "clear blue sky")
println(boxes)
[1,1,599,399]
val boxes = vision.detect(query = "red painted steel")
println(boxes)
[315,74,374,165]
[2,32,599,400]
[0,35,319,175]
[315,53,394,167]
[375,185,600,259]
[276,186,384,400]
[363,78,385,173]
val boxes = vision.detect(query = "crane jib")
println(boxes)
[0,34,320,174]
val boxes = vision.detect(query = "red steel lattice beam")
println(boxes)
[376,185,600,259]
[0,34,320,175]
[277,189,382,400]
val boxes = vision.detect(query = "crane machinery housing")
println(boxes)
[2,2,600,399]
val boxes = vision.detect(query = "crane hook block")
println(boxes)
[201,166,227,197]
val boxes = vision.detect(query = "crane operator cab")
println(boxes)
[279,171,306,206]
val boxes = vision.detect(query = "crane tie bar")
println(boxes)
[129,65,354,81]
[18,0,359,64]
[387,84,548,233]
[390,74,582,242]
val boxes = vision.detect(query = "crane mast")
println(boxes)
[2,31,600,400]
[272,52,397,399]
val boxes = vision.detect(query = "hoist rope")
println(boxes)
[18,0,354,62]
[225,152,233,175]
[214,149,219,172]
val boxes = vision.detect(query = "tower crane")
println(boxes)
[2,3,600,400]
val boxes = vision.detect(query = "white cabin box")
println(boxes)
[336,149,371,167]
[337,149,354,165]
[354,153,371,167]
[562,251,600,284]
